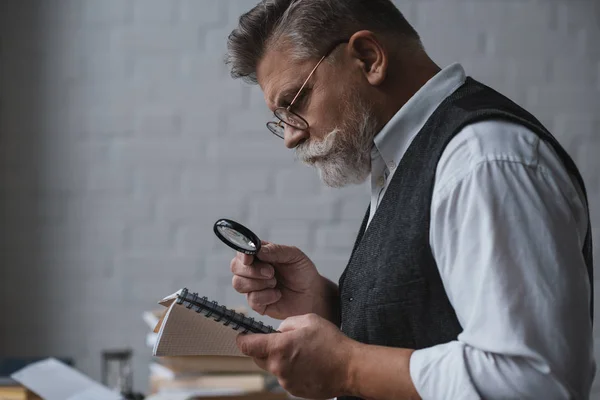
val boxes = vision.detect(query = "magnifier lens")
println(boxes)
[216,226,256,251]
[213,219,261,255]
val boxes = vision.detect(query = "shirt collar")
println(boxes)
[372,63,468,169]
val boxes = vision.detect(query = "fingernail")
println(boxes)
[261,267,273,277]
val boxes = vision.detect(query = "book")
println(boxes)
[187,393,289,400]
[153,288,277,358]
[0,385,42,400]
[155,356,262,374]
[144,391,290,400]
[149,362,267,392]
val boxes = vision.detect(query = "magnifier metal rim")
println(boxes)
[213,219,261,255]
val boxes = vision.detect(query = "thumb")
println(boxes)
[258,242,303,264]
[236,333,271,358]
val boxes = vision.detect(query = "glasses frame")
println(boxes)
[267,39,349,139]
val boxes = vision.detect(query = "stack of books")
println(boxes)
[148,354,272,396]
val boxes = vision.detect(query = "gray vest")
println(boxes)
[337,77,593,400]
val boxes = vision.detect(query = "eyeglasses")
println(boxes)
[266,39,349,139]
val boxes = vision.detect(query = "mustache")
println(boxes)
[294,128,340,163]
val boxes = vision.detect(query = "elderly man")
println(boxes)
[225,1,595,399]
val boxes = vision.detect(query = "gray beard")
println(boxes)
[295,97,379,188]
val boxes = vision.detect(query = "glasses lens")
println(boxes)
[267,121,285,138]
[274,108,309,130]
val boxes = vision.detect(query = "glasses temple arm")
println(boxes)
[288,54,327,109]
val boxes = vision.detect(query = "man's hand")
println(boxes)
[230,242,340,322]
[236,313,357,399]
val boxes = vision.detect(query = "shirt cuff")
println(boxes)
[409,341,481,400]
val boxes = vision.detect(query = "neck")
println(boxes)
[374,52,441,132]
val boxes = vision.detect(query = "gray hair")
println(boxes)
[225,0,421,84]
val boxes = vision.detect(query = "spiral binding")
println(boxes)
[176,288,277,334]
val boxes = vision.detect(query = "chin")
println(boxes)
[314,160,370,188]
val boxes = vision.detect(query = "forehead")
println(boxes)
[256,47,316,111]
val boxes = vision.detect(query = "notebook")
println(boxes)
[153,288,278,358]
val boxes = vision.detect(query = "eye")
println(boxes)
[293,89,311,109]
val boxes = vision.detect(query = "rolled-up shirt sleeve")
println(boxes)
[409,126,595,399]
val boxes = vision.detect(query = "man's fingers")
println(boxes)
[236,333,271,358]
[247,289,282,311]
[232,275,277,294]
[231,257,275,279]
[258,242,303,264]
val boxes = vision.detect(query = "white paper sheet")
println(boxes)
[10,358,123,400]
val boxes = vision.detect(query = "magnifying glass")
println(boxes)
[213,219,262,256]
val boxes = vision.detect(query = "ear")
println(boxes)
[348,30,388,86]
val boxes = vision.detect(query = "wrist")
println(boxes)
[342,340,365,397]
[341,344,420,400]
[313,276,340,325]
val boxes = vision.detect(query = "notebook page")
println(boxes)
[153,301,246,357]
[153,290,181,333]
[158,290,181,306]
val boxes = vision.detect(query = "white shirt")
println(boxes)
[368,63,595,399]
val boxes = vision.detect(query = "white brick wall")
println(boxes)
[0,0,599,395]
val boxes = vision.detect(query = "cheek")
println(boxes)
[306,91,345,137]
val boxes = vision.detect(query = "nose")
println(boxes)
[283,124,309,149]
